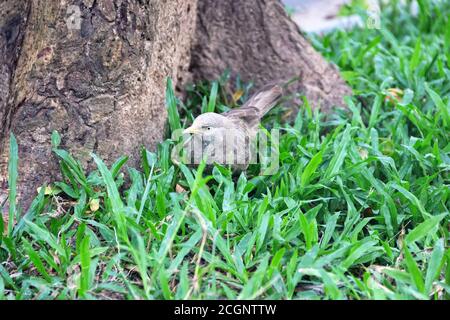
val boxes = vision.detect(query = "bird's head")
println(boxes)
[183,113,229,136]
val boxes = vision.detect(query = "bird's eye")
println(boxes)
[207,127,211,130]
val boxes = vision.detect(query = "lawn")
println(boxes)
[1,0,449,299]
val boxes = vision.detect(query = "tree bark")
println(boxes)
[0,0,351,209]
[190,0,351,112]
[0,0,197,208]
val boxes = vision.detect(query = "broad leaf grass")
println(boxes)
[0,0,449,299]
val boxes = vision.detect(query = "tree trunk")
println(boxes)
[190,0,351,111]
[0,0,197,208]
[0,0,351,209]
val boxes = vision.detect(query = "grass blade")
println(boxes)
[404,246,425,294]
[424,238,445,294]
[300,149,323,189]
[405,213,447,244]
[207,81,219,113]
[165,78,181,133]
[7,133,18,237]
[78,234,91,298]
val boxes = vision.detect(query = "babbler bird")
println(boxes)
[182,84,282,171]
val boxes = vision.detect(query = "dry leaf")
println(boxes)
[89,198,100,212]
[232,89,244,103]
[37,186,53,195]
[385,88,404,104]
[175,184,186,193]
[358,147,369,160]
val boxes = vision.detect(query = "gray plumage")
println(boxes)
[182,84,282,170]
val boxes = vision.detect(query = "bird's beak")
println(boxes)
[183,126,201,135]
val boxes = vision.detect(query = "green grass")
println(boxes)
[1,0,449,300]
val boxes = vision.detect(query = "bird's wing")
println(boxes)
[223,84,282,127]
[223,107,260,127]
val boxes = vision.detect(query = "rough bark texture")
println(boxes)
[0,0,30,204]
[0,0,351,209]
[0,0,197,208]
[190,0,351,112]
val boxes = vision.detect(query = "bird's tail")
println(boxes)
[244,83,283,118]
[223,83,283,128]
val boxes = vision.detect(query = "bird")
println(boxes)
[181,83,283,171]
